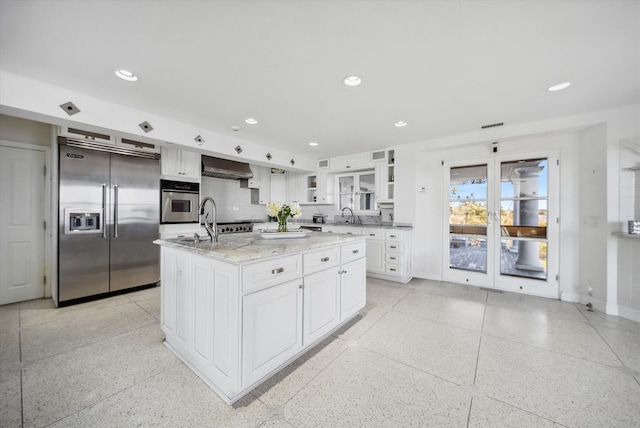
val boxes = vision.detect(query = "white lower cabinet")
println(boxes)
[365,239,385,273]
[340,258,367,320]
[322,226,412,283]
[303,268,340,345]
[242,279,303,386]
[160,239,365,404]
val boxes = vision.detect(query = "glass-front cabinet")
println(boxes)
[337,171,376,212]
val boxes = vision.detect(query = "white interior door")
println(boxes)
[0,146,46,304]
[443,151,559,298]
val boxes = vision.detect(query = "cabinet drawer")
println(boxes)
[363,229,385,240]
[385,253,403,265]
[385,241,404,253]
[341,241,366,264]
[385,230,405,241]
[303,247,340,275]
[385,264,405,276]
[243,254,303,294]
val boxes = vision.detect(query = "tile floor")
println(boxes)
[1,278,639,427]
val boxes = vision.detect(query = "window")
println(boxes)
[337,171,377,212]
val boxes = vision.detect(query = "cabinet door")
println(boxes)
[258,167,270,204]
[191,254,240,389]
[365,239,385,273]
[375,162,388,201]
[316,172,333,204]
[161,147,182,177]
[180,150,201,179]
[242,280,303,387]
[161,248,191,349]
[303,268,340,345]
[270,172,286,202]
[340,257,366,320]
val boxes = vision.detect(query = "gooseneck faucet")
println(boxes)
[341,207,355,224]
[199,197,218,242]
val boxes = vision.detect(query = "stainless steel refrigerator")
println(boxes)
[58,142,160,304]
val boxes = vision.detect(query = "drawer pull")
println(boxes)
[390,234,397,238]
[390,268,397,272]
[352,249,359,254]
[321,257,330,262]
[390,256,397,260]
[390,245,398,249]
[271,267,285,274]
[369,233,376,236]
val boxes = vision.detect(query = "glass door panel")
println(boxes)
[499,158,548,281]
[448,165,488,273]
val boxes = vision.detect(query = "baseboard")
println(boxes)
[617,305,640,323]
[560,291,580,302]
[579,294,607,313]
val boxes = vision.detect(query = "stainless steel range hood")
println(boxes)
[201,155,253,179]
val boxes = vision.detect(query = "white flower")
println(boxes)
[266,201,282,218]
[289,202,302,218]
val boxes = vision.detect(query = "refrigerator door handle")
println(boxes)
[102,183,107,238]
[113,184,119,238]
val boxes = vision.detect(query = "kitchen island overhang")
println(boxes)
[154,231,367,404]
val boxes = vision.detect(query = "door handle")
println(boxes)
[101,183,107,238]
[113,184,119,238]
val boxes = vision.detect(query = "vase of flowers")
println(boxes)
[266,201,302,232]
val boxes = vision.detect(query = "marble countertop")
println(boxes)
[317,223,412,230]
[154,231,365,264]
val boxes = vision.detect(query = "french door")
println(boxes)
[442,152,559,298]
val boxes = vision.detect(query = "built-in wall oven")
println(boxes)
[160,180,199,224]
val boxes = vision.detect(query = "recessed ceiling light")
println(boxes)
[309,142,318,146]
[395,121,407,127]
[343,75,362,87]
[245,118,258,125]
[115,69,138,82]
[548,82,571,92]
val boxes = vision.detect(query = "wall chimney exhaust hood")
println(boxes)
[201,155,253,180]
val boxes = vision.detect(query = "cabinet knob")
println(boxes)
[352,249,359,254]
[299,284,304,289]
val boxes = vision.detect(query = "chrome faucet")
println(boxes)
[341,207,355,224]
[199,197,218,242]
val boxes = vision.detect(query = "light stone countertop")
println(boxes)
[154,231,365,264]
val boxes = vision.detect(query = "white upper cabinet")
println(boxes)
[270,171,286,203]
[329,152,372,172]
[161,147,201,181]
[304,172,333,204]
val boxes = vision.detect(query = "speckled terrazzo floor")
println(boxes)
[1,280,639,427]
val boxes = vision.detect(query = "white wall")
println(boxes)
[578,125,608,307]
[391,104,640,317]
[0,114,51,145]
[400,131,581,299]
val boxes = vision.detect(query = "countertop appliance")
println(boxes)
[58,140,160,304]
[161,179,199,224]
[312,214,325,223]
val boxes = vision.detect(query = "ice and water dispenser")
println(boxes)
[64,209,102,234]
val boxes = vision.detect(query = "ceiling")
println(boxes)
[1,0,638,159]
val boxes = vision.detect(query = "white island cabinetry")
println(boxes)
[156,232,366,404]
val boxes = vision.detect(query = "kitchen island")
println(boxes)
[154,231,366,404]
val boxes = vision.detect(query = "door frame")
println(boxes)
[442,149,559,299]
[0,140,52,299]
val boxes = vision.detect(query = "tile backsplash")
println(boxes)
[201,176,268,222]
